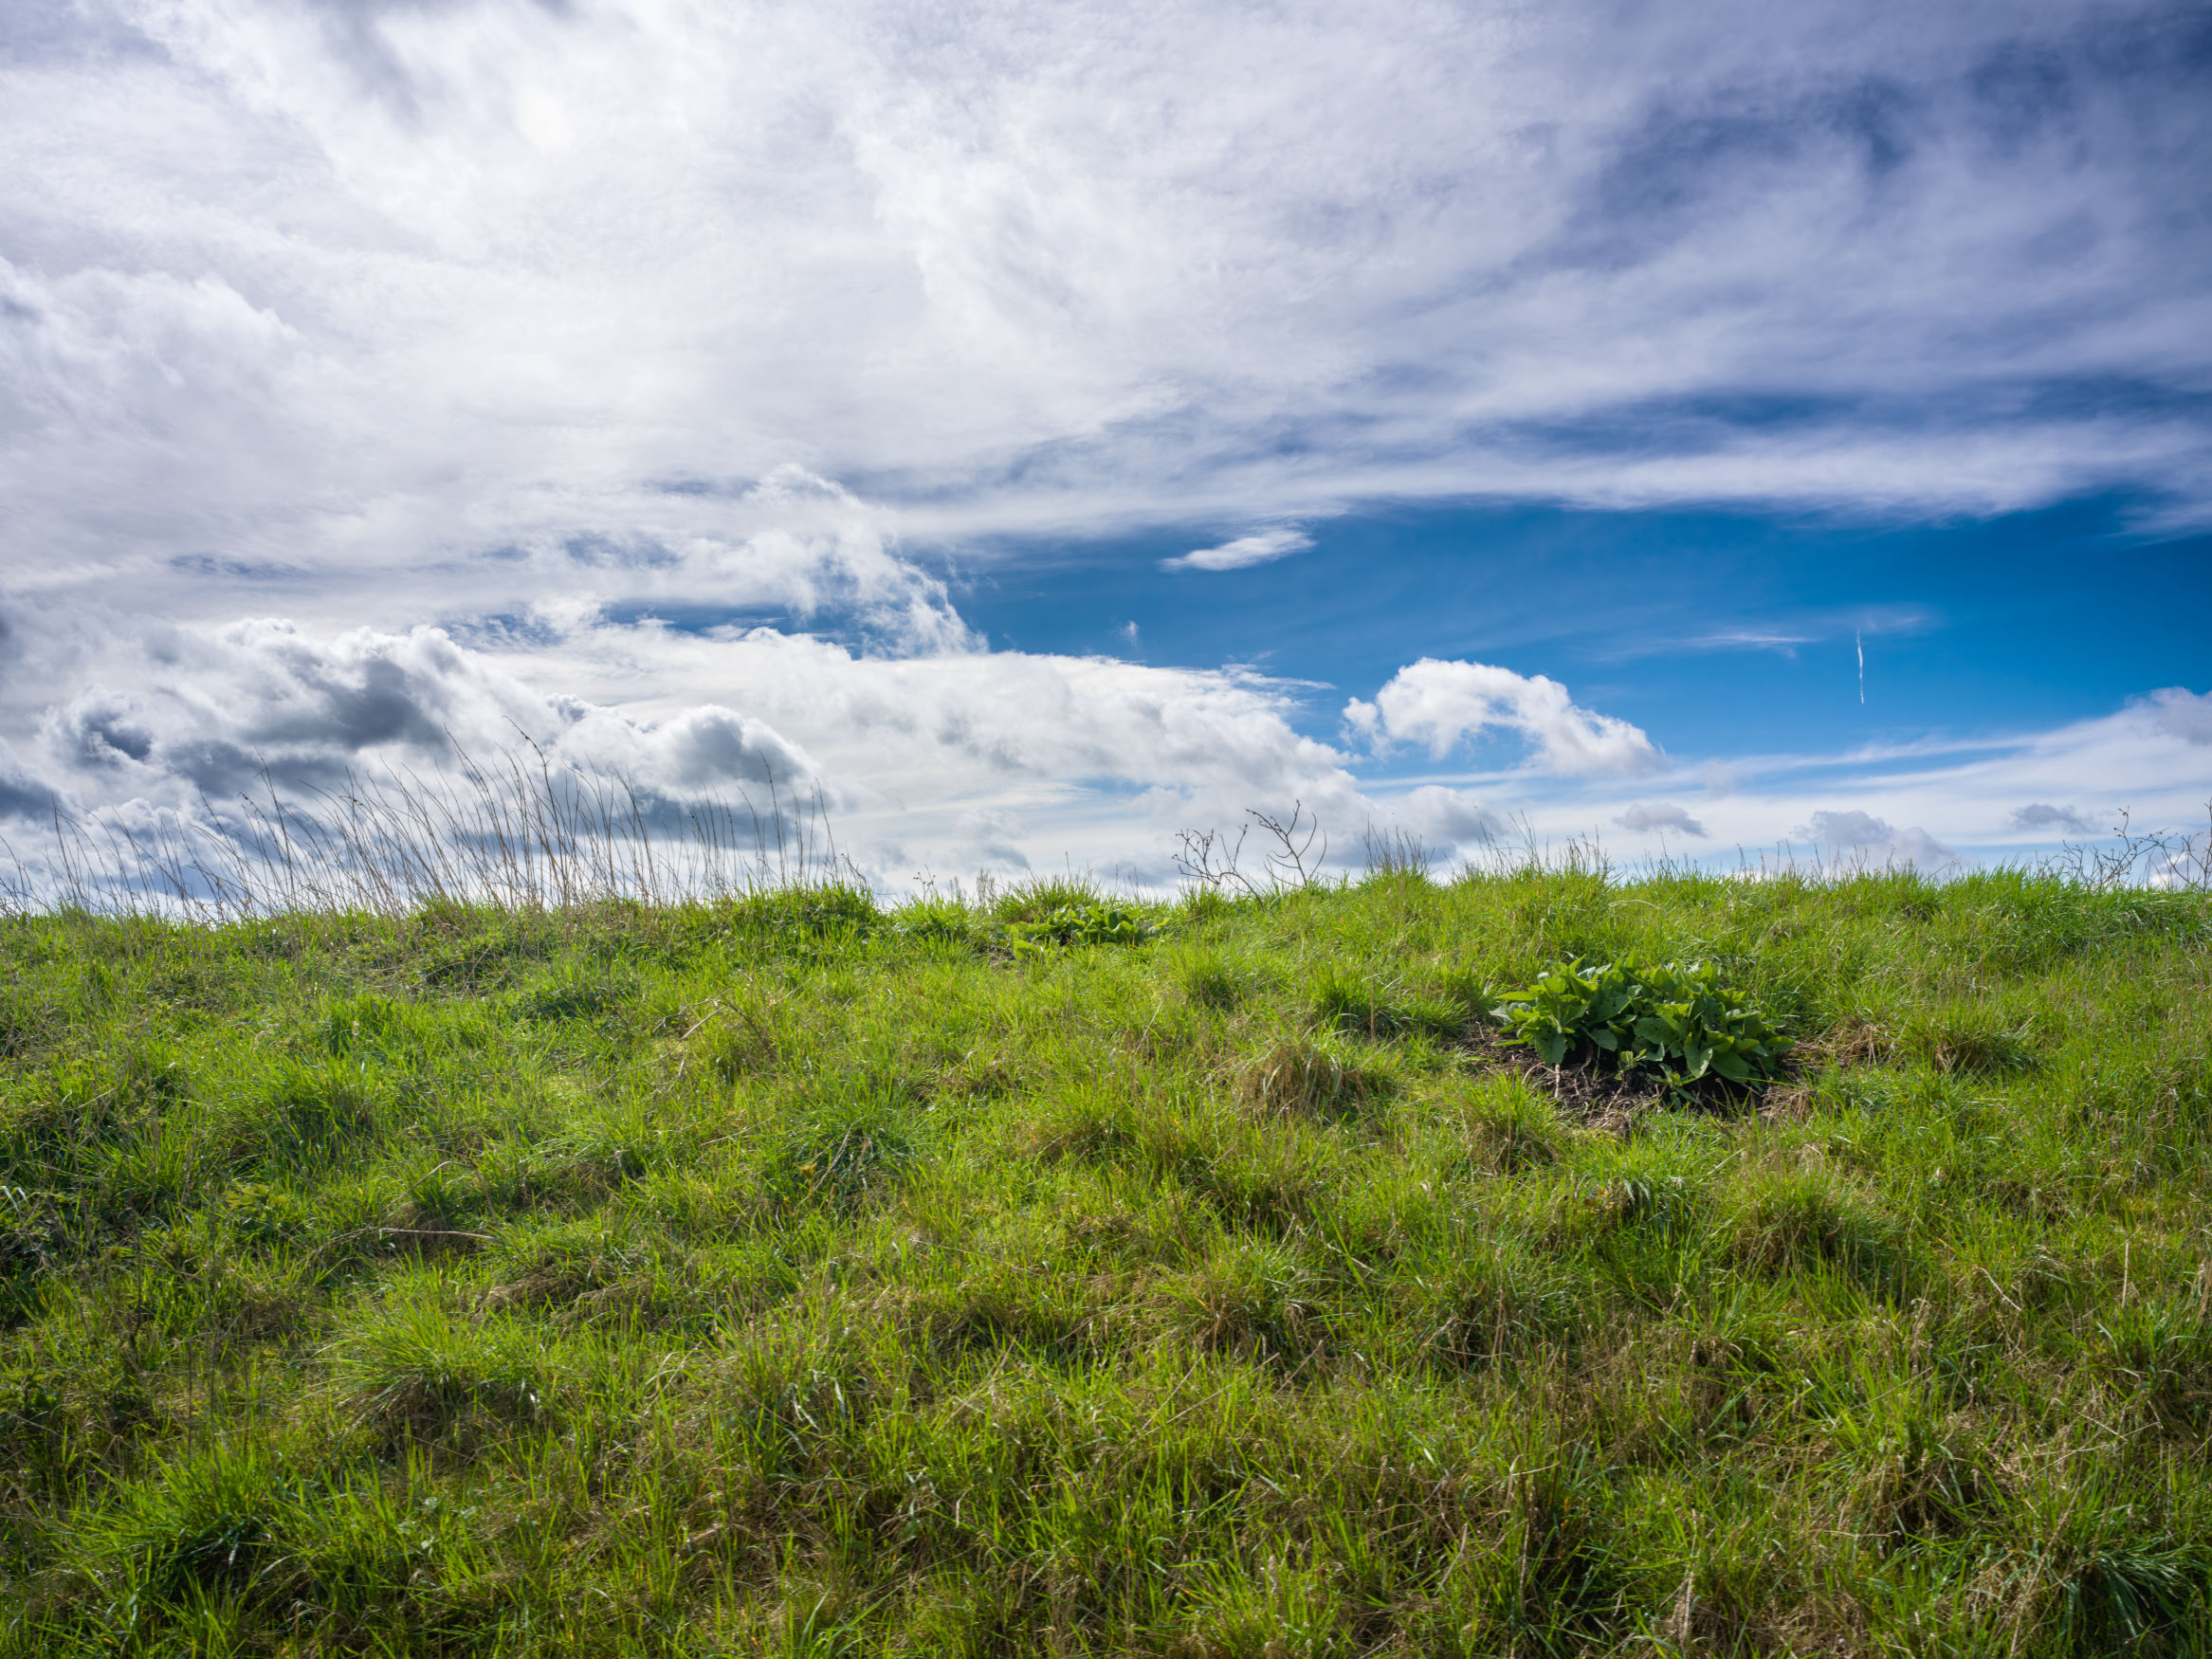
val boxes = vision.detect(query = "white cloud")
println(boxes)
[1387,784,1503,851]
[645,706,821,794]
[32,619,549,796]
[0,0,2205,642]
[1801,809,1895,848]
[1616,802,1709,838]
[0,736,60,820]
[1346,659,1663,776]
[1794,808,1956,869]
[1,0,2206,894]
[1161,528,1312,573]
[954,806,1032,871]
[2148,687,2212,746]
[1891,828,1961,870]
[0,602,1380,884]
[0,580,2201,894]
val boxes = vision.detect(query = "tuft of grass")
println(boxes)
[1900,1001,2042,1074]
[769,1086,922,1213]
[330,1284,564,1443]
[1725,1166,1917,1295]
[1233,1031,1388,1121]
[1181,953,1244,1010]
[1451,1073,1564,1176]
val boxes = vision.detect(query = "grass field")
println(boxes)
[1,861,2209,1655]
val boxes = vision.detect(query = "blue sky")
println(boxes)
[1,0,2207,886]
[954,497,2212,761]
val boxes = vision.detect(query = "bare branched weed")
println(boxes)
[2046,801,2212,893]
[1173,800,1328,898]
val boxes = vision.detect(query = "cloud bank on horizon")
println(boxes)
[1,0,2207,888]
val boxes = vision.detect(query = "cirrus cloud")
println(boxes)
[3,0,2209,647]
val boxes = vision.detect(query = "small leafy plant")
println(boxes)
[1492,956,1789,1093]
[1004,902,1155,957]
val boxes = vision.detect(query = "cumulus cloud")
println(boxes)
[0,604,1380,884]
[642,707,820,794]
[1345,659,1662,776]
[1892,828,1961,869]
[1798,809,1956,868]
[44,686,157,773]
[11,617,837,835]
[955,807,1032,871]
[0,586,2199,895]
[597,629,1362,835]
[2009,801,2098,835]
[1615,802,1709,838]
[27,621,558,799]
[1161,528,1313,573]
[1802,810,1895,848]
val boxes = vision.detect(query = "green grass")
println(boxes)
[0,866,2207,1654]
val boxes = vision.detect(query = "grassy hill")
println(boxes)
[0,863,2208,1655]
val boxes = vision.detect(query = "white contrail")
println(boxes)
[1856,629,1865,705]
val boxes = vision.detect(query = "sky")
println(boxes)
[2,0,2208,894]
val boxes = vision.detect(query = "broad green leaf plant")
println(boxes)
[1492,955,1790,1094]
[1003,902,1156,957]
